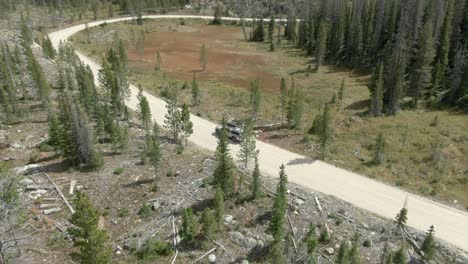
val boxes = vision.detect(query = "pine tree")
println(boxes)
[446,48,466,105]
[279,77,288,125]
[251,155,261,200]
[180,103,193,146]
[269,165,288,238]
[293,87,304,132]
[306,223,318,264]
[249,80,262,119]
[319,104,332,160]
[268,165,288,264]
[200,44,207,72]
[268,16,276,42]
[213,118,234,196]
[41,36,56,59]
[409,2,435,106]
[145,129,161,170]
[372,132,385,165]
[191,75,201,106]
[253,18,265,42]
[200,208,216,239]
[212,3,223,25]
[338,79,345,108]
[214,185,225,229]
[69,191,112,264]
[396,206,408,229]
[137,85,152,131]
[286,85,296,128]
[315,21,328,72]
[237,119,257,168]
[155,51,162,71]
[336,241,350,264]
[181,207,196,247]
[432,0,455,93]
[163,94,181,143]
[421,225,436,260]
[369,62,384,117]
[393,243,407,264]
[349,233,362,264]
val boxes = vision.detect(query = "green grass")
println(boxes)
[71,19,468,209]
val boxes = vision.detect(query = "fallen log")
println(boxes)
[43,207,62,215]
[191,247,217,264]
[40,168,74,214]
[69,180,77,195]
[25,185,54,190]
[39,204,59,209]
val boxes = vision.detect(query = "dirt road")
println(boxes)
[49,15,468,252]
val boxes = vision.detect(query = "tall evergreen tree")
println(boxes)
[180,103,193,146]
[181,207,196,247]
[268,16,276,42]
[421,225,436,260]
[279,77,288,125]
[69,191,112,264]
[214,185,225,229]
[319,104,332,160]
[409,1,436,106]
[315,21,328,71]
[137,85,152,131]
[249,80,262,119]
[237,119,257,168]
[369,62,384,116]
[306,223,318,264]
[191,75,201,106]
[268,165,288,264]
[251,155,261,200]
[213,118,234,196]
[372,132,386,165]
[432,0,455,93]
[163,94,181,143]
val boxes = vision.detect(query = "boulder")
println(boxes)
[208,254,216,263]
[294,198,305,206]
[224,215,234,224]
[325,247,335,255]
[15,164,41,175]
[230,231,257,249]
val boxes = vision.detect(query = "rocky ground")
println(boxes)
[1,5,467,264]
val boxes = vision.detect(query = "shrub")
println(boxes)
[138,203,152,219]
[136,239,172,259]
[166,170,174,177]
[363,239,372,247]
[113,167,124,175]
[117,208,129,217]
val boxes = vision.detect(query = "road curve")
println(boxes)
[48,15,468,252]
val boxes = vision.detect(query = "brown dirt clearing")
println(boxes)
[127,24,283,90]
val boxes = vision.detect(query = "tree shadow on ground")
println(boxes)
[346,99,370,111]
[287,157,316,166]
[40,160,70,174]
[247,244,270,262]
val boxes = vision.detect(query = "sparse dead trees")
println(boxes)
[237,119,257,168]
[200,44,207,72]
[69,191,112,264]
[249,80,262,120]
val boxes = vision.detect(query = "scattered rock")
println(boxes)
[241,260,249,264]
[324,247,335,255]
[175,170,180,176]
[15,164,41,175]
[151,201,161,211]
[115,246,122,255]
[20,178,34,185]
[111,219,118,225]
[8,143,22,149]
[208,254,216,263]
[224,215,234,224]
[230,231,257,249]
[294,198,305,206]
